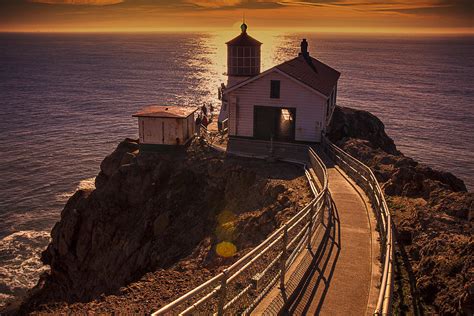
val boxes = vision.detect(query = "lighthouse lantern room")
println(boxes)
[226,22,262,87]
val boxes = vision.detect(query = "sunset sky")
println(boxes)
[0,0,472,34]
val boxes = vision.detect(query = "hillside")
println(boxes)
[327,106,473,315]
[15,138,312,314]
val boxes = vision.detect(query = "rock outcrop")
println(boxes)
[20,138,311,314]
[328,106,473,315]
[327,106,399,155]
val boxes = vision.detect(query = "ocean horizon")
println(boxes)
[0,31,473,307]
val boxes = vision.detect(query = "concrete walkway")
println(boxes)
[288,166,375,314]
[253,164,379,315]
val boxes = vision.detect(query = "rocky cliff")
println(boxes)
[328,106,473,315]
[13,106,473,315]
[19,138,311,314]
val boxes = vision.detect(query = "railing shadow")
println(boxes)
[310,145,335,169]
[392,226,424,315]
[280,197,341,315]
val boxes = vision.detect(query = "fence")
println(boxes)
[152,147,330,315]
[322,137,394,315]
[152,139,393,315]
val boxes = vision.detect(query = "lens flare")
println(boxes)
[215,210,238,258]
[216,209,236,224]
[216,241,237,258]
[216,221,236,241]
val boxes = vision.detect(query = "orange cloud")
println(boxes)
[279,0,450,12]
[29,0,123,5]
[185,0,243,8]
[1,0,471,33]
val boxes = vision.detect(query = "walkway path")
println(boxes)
[253,162,378,315]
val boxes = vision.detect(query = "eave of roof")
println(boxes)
[133,106,196,118]
[226,32,262,46]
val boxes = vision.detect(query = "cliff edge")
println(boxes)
[18,139,311,314]
[12,106,473,315]
[328,106,473,315]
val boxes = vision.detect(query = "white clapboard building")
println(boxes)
[133,106,196,151]
[218,23,340,158]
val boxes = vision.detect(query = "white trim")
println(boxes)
[223,67,331,100]
[224,67,275,93]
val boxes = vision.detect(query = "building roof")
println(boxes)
[226,32,262,46]
[276,55,340,97]
[224,54,340,98]
[133,106,196,118]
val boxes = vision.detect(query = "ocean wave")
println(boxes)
[55,176,96,203]
[0,230,50,309]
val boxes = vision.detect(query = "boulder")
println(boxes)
[327,106,399,155]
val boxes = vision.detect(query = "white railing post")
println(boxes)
[280,225,288,290]
[218,270,228,316]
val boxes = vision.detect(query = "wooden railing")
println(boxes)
[152,148,330,315]
[322,137,394,315]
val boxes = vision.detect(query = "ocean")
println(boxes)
[0,32,473,307]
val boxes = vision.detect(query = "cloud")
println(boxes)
[184,0,243,8]
[277,0,462,14]
[180,0,282,9]
[29,0,123,5]
[2,0,472,31]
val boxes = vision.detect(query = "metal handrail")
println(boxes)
[221,118,229,133]
[152,148,330,315]
[322,137,393,315]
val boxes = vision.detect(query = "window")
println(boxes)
[270,80,280,99]
[227,46,260,76]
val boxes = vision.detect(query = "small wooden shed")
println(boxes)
[133,106,196,148]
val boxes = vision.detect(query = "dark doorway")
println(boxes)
[254,106,296,142]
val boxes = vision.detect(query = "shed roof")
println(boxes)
[133,106,196,118]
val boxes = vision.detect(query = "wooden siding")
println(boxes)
[138,116,194,145]
[229,95,238,135]
[227,70,328,142]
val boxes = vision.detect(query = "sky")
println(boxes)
[0,0,472,34]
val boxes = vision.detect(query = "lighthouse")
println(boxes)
[219,31,341,150]
[218,22,262,129]
[226,22,262,87]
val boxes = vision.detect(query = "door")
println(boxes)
[253,106,296,142]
